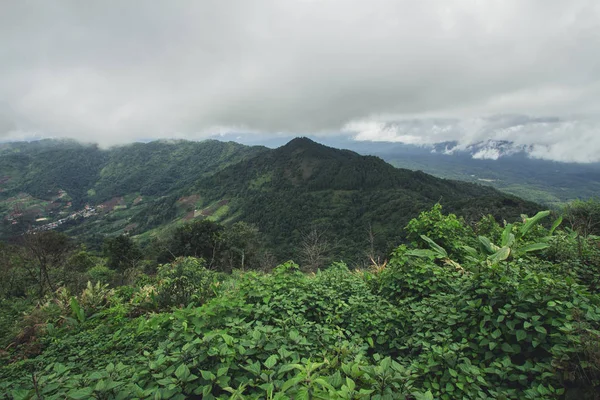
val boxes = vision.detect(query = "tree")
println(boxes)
[0,241,28,297]
[161,220,224,268]
[103,235,143,273]
[20,231,72,297]
[564,198,600,237]
[62,246,98,292]
[364,222,387,269]
[299,228,332,272]
[222,222,262,271]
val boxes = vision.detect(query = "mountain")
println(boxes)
[195,137,539,260]
[366,141,600,207]
[0,137,539,260]
[0,139,266,245]
[322,138,600,207]
[213,134,600,206]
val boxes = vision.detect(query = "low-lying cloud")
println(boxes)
[346,115,600,163]
[1,1,599,161]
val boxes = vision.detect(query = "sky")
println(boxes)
[1,0,600,162]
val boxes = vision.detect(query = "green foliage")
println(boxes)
[155,257,217,308]
[0,298,33,347]
[159,220,224,265]
[86,264,116,285]
[103,234,143,272]
[564,198,600,236]
[1,204,600,399]
[405,204,474,261]
[1,138,540,265]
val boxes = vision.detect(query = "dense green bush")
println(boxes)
[155,257,217,308]
[1,205,600,399]
[87,264,116,285]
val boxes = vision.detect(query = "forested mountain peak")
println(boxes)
[276,136,353,157]
[1,137,539,261]
[197,138,540,260]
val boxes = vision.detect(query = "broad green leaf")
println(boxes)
[406,249,438,258]
[518,243,549,255]
[420,235,448,258]
[501,224,515,247]
[67,388,94,400]
[462,245,478,257]
[488,246,511,264]
[535,326,547,335]
[281,375,303,392]
[329,371,343,388]
[313,378,334,391]
[478,236,499,255]
[550,215,563,235]
[175,364,191,381]
[501,343,514,353]
[345,377,356,392]
[278,364,298,375]
[11,389,31,400]
[516,330,527,341]
[200,370,216,381]
[70,297,85,323]
[242,362,261,376]
[295,387,310,400]
[519,210,550,238]
[264,355,278,369]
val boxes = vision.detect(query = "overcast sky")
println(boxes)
[1,1,600,162]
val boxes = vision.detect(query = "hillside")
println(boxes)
[0,137,539,260]
[196,138,540,261]
[2,203,600,399]
[2,139,600,399]
[0,140,266,245]
[216,134,600,206]
[322,138,600,206]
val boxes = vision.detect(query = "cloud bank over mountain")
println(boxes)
[1,1,599,161]
[347,115,600,163]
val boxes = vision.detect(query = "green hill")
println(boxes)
[196,138,539,261]
[1,137,538,260]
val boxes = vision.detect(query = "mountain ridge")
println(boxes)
[1,137,540,260]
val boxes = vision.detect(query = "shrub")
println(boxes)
[405,203,474,261]
[155,257,217,308]
[86,265,116,285]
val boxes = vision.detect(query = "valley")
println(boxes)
[0,138,539,261]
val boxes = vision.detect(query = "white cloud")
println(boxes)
[345,115,600,162]
[0,1,599,160]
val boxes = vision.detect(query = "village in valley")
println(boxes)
[2,188,127,235]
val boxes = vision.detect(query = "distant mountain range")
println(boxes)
[212,134,600,207]
[0,138,539,261]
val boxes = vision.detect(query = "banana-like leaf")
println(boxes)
[549,216,563,235]
[519,210,550,238]
[70,297,85,323]
[420,235,448,258]
[406,249,438,259]
[488,246,511,264]
[478,236,499,255]
[462,245,479,257]
[501,224,515,247]
[517,242,549,254]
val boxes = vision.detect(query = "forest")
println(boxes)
[1,199,599,399]
[0,138,540,262]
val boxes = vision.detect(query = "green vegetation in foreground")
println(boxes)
[1,202,600,399]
